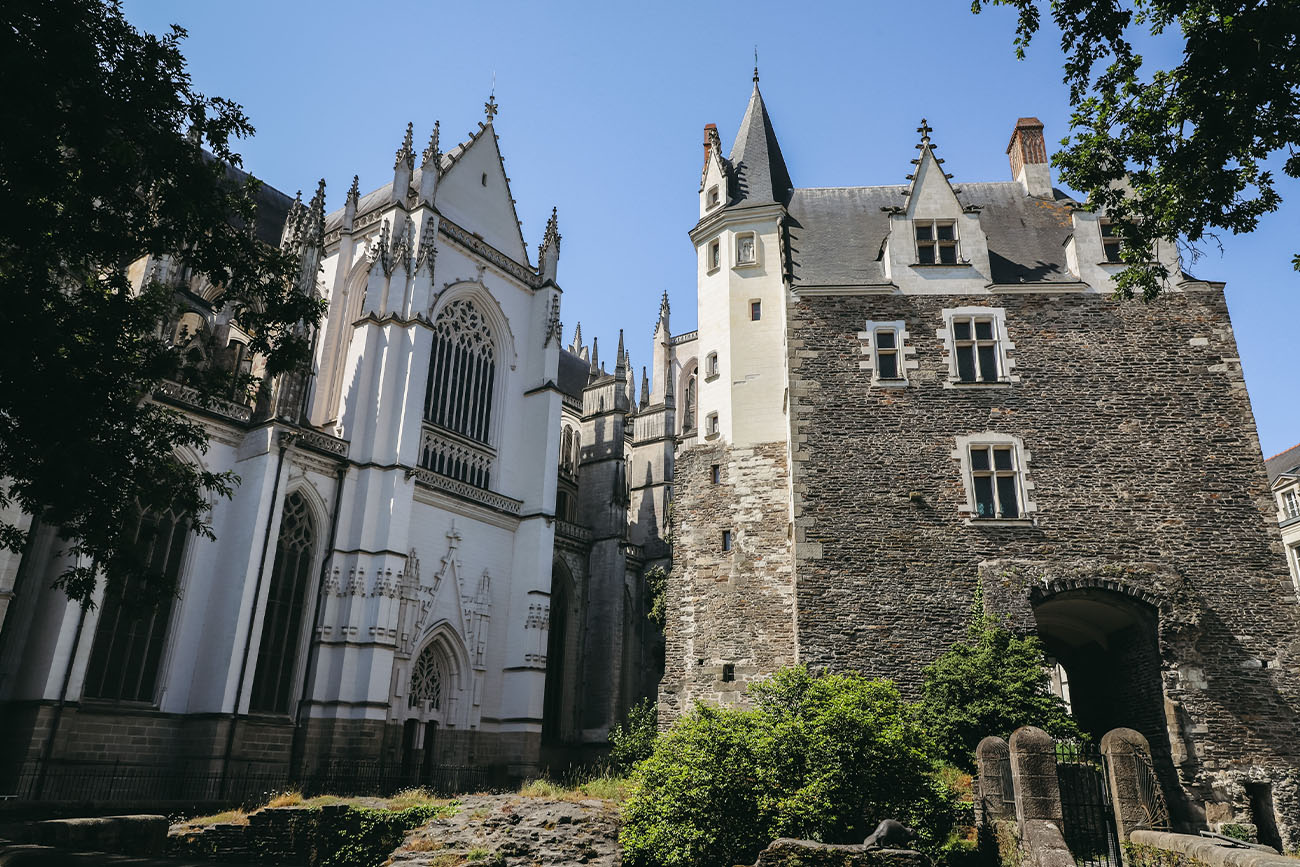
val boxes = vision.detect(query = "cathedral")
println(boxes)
[0,73,1298,849]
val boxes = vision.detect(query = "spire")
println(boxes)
[394,121,415,170]
[640,366,650,409]
[571,321,583,354]
[306,178,326,249]
[615,330,627,378]
[589,336,600,377]
[342,175,359,233]
[538,206,561,282]
[656,290,671,334]
[753,45,760,84]
[728,78,792,206]
[419,121,441,203]
[422,120,441,167]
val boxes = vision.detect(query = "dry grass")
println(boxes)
[516,774,630,803]
[938,765,974,799]
[265,790,304,807]
[180,808,249,827]
[401,835,446,853]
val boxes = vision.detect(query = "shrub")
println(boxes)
[919,590,1081,771]
[620,667,958,867]
[609,697,659,773]
[317,804,449,867]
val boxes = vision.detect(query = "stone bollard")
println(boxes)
[1009,726,1074,867]
[1101,727,1170,839]
[977,736,1015,822]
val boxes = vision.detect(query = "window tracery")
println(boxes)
[409,642,447,711]
[250,491,317,714]
[424,298,496,444]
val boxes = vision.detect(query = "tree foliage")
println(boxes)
[608,697,659,774]
[620,668,958,867]
[918,591,1080,771]
[973,0,1300,299]
[0,0,324,606]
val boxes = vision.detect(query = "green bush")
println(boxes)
[620,667,958,867]
[317,804,445,867]
[918,590,1081,772]
[609,697,659,774]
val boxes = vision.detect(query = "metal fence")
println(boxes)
[1055,740,1122,867]
[2,758,499,806]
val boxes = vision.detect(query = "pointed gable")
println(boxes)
[727,82,792,207]
[434,122,530,266]
[903,123,962,219]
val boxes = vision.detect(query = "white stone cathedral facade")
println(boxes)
[0,98,669,790]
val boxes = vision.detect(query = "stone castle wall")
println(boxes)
[784,287,1300,842]
[659,440,797,724]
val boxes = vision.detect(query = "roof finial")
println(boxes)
[395,121,415,170]
[485,73,499,123]
[423,120,441,166]
[347,174,360,206]
[753,45,759,84]
[917,118,933,148]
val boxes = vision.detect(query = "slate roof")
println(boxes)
[727,84,792,207]
[213,156,294,247]
[558,349,589,401]
[1266,443,1300,485]
[784,181,1078,288]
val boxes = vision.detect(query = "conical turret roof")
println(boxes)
[728,82,792,206]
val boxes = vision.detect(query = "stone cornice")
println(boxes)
[438,216,543,290]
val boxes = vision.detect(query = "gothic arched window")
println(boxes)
[424,299,496,444]
[682,370,698,434]
[560,427,574,473]
[83,508,188,702]
[409,642,447,712]
[249,491,317,713]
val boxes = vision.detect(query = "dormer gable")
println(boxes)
[699,124,732,219]
[882,119,991,288]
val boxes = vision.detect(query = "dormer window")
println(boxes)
[736,233,757,266]
[706,186,720,209]
[1099,219,1123,263]
[916,220,958,264]
[1284,489,1300,520]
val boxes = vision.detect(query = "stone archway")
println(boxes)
[542,560,576,744]
[1031,588,1187,828]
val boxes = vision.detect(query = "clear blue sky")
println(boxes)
[122,0,1299,457]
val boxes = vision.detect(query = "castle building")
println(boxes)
[1266,443,1300,593]
[0,99,664,790]
[656,77,1300,847]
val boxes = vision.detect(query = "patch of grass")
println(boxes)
[466,848,492,861]
[184,808,248,826]
[386,787,454,810]
[517,774,631,803]
[264,790,303,808]
[402,835,445,853]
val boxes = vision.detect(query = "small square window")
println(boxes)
[708,240,721,272]
[736,233,756,265]
[722,663,735,682]
[706,186,720,209]
[706,352,718,378]
[750,300,762,321]
[711,464,721,484]
[915,219,958,264]
[1100,219,1123,263]
[706,412,719,436]
[721,530,732,551]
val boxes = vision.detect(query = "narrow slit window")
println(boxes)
[711,464,721,484]
[721,530,732,551]
[709,241,721,271]
[750,300,761,321]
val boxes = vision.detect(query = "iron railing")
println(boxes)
[1055,740,1122,867]
[2,758,500,806]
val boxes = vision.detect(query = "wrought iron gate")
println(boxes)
[1055,740,1122,867]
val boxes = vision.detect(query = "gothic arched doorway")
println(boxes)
[1031,588,1185,827]
[399,632,463,783]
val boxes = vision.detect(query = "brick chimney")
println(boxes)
[704,123,718,163]
[1006,117,1052,198]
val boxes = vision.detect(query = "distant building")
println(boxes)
[660,75,1300,848]
[1266,443,1300,595]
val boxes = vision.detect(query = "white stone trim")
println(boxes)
[857,319,918,387]
[937,306,1020,388]
[951,432,1038,524]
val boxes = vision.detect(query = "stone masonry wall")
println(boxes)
[785,287,1300,844]
[659,440,797,724]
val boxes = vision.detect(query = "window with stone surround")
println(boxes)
[706,186,720,210]
[952,432,1036,523]
[858,320,914,386]
[722,663,735,682]
[711,464,720,484]
[940,307,1016,387]
[706,352,718,379]
[915,219,958,264]
[83,507,187,702]
[1100,219,1123,263]
[706,411,719,437]
[708,240,721,273]
[721,530,733,552]
[1282,488,1300,520]
[750,300,762,321]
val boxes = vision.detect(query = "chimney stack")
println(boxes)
[1007,117,1052,198]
